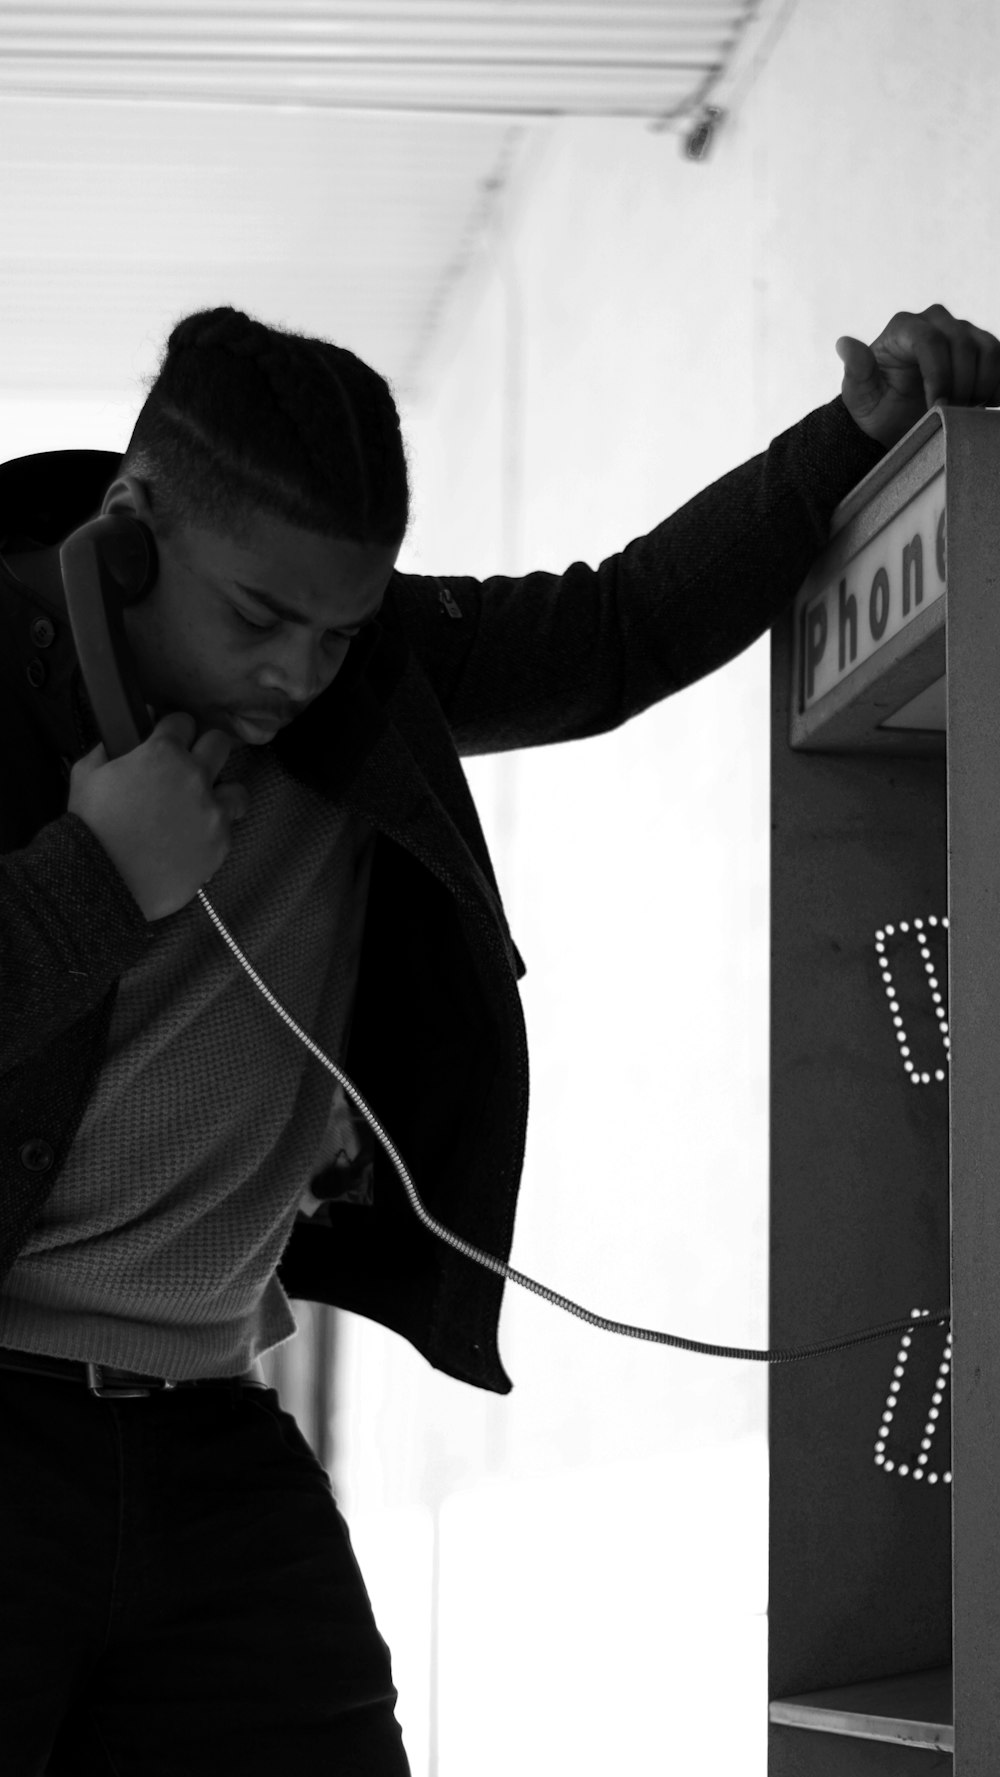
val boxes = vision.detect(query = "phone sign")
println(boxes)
[798,471,946,711]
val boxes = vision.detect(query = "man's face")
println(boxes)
[104,476,400,746]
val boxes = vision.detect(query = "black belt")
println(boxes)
[0,1345,267,1399]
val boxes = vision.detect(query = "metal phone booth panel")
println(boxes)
[767,404,1000,1775]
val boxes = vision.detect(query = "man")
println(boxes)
[0,302,996,1772]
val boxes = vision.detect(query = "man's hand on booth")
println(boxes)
[835,302,1000,450]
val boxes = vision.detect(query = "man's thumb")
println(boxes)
[835,335,878,384]
[69,737,107,779]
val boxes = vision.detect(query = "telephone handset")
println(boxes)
[56,515,949,1371]
[60,514,157,761]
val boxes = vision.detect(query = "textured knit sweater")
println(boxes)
[0,395,887,1392]
[0,722,378,1379]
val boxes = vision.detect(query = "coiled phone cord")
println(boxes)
[196,886,951,1366]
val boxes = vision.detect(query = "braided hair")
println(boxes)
[113,305,410,550]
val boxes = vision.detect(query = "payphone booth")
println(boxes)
[766,404,1000,1774]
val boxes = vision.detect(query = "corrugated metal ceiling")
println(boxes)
[0,1,776,408]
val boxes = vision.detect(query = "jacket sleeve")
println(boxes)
[0,812,151,1077]
[390,394,888,758]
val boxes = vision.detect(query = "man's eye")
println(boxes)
[234,609,278,635]
[232,606,356,643]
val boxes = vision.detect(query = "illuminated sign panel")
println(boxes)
[798,470,946,711]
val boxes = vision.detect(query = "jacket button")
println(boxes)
[30,617,55,648]
[19,1139,54,1173]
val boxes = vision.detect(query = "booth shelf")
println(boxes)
[769,1667,952,1752]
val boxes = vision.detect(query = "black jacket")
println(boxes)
[0,397,886,1393]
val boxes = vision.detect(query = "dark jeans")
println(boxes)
[0,1365,412,1775]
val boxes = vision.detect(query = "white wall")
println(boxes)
[334,3,1000,1772]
